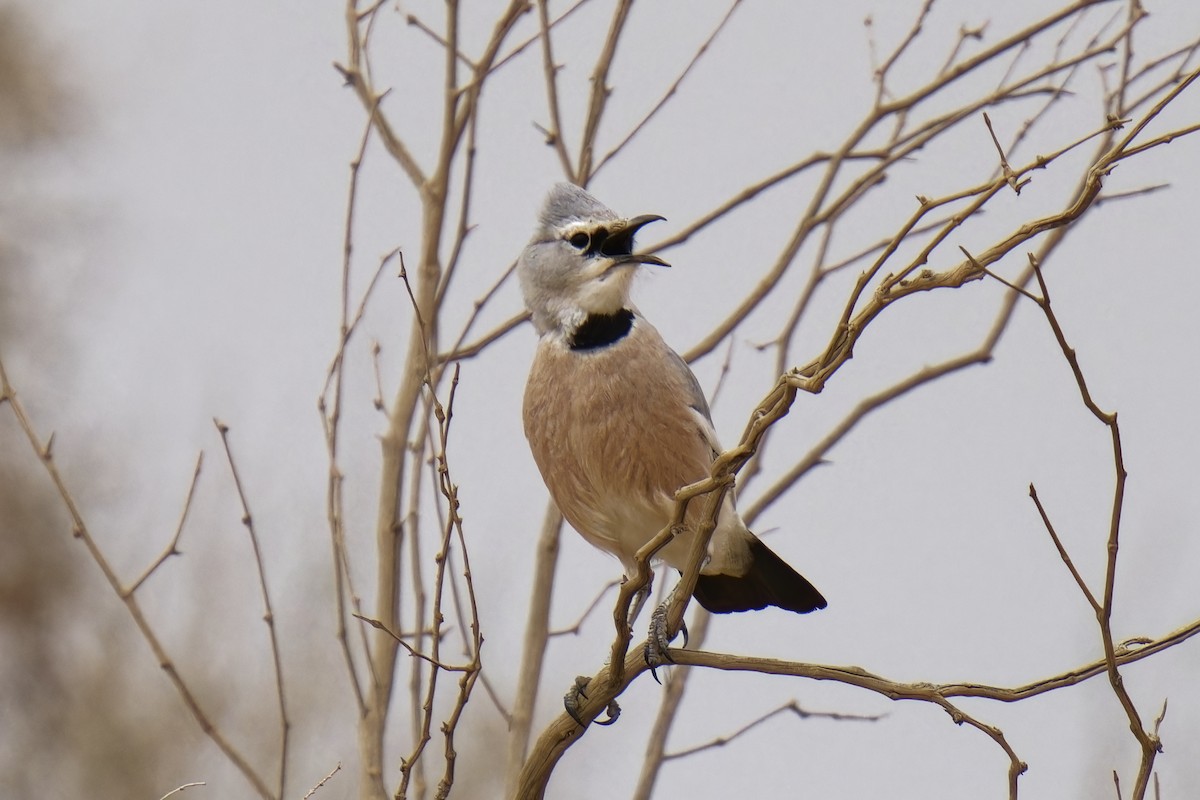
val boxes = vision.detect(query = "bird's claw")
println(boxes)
[594,700,621,726]
[564,675,621,728]
[643,602,687,683]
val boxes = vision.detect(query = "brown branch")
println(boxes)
[491,0,594,74]
[435,90,484,314]
[575,0,635,182]
[1025,254,1160,798]
[438,245,528,365]
[745,348,991,522]
[873,0,936,107]
[668,613,1200,703]
[620,24,1198,792]
[0,358,274,799]
[514,645,654,799]
[444,546,509,725]
[405,13,475,69]
[445,2,531,171]
[214,419,291,799]
[547,579,620,637]
[158,783,206,800]
[319,99,396,721]
[938,20,989,79]
[336,0,426,187]
[513,599,1200,800]
[678,1,1139,363]
[669,614,1197,700]
[125,451,204,596]
[1028,483,1101,612]
[666,699,882,761]
[300,763,342,800]
[630,609,712,800]
[983,111,1030,193]
[353,613,467,672]
[504,504,565,798]
[592,0,745,177]
[535,0,574,176]
[430,364,484,799]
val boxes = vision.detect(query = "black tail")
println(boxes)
[692,536,826,614]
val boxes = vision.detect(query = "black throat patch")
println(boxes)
[569,309,635,351]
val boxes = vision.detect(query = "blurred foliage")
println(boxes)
[0,5,193,797]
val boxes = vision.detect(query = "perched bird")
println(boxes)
[519,183,827,618]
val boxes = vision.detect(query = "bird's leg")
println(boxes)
[624,569,654,632]
[643,582,688,682]
[563,675,621,728]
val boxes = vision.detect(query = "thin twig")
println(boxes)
[125,452,204,596]
[214,419,290,799]
[158,783,206,800]
[547,579,621,637]
[320,91,395,720]
[666,699,882,760]
[301,763,342,800]
[593,0,745,177]
[1028,483,1101,611]
[535,0,574,176]
[0,358,273,800]
[575,0,635,182]
[1025,253,1160,797]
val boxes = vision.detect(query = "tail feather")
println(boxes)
[692,536,826,614]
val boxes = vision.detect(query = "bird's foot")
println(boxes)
[643,601,688,684]
[563,675,621,728]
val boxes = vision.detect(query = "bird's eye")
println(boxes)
[568,232,590,250]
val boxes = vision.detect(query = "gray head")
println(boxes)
[518,183,668,337]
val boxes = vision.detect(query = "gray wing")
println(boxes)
[669,348,723,460]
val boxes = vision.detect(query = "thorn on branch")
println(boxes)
[332,62,357,88]
[983,112,1030,194]
[960,22,987,40]
[1115,636,1152,655]
[532,121,558,146]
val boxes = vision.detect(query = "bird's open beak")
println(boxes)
[604,214,670,269]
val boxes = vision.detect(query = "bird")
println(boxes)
[518,183,827,623]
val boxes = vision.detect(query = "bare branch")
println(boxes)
[1025,254,1160,797]
[1028,483,1101,612]
[158,783,207,800]
[535,0,574,177]
[214,419,291,799]
[0,359,274,799]
[575,0,635,182]
[666,699,883,761]
[336,1,426,187]
[547,579,620,637]
[301,763,342,800]
[125,451,204,596]
[593,0,745,177]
